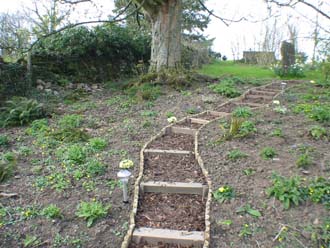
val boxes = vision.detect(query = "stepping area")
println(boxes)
[122,81,292,248]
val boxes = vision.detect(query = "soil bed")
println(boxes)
[143,153,205,183]
[214,102,238,113]
[148,133,194,151]
[135,193,205,231]
[240,96,269,104]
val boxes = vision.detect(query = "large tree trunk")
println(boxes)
[146,0,182,72]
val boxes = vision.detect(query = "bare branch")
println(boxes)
[58,0,92,4]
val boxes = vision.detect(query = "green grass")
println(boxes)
[199,61,323,80]
[198,61,275,79]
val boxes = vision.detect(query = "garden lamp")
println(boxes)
[117,169,131,203]
[281,82,287,91]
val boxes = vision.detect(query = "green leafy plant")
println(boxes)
[236,204,261,218]
[0,135,9,147]
[239,121,257,137]
[209,81,241,98]
[296,153,312,169]
[267,173,307,209]
[85,159,106,176]
[0,152,16,182]
[227,149,248,161]
[309,125,327,140]
[243,168,256,176]
[310,219,330,247]
[232,106,253,118]
[41,204,62,219]
[270,128,283,137]
[50,128,90,143]
[76,200,110,227]
[1,97,45,127]
[140,110,158,117]
[58,114,83,129]
[213,185,235,203]
[23,235,40,247]
[25,119,49,136]
[64,145,86,164]
[89,138,107,151]
[273,106,288,114]
[239,223,253,237]
[260,147,277,160]
[308,177,330,209]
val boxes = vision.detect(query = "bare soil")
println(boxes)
[147,133,194,151]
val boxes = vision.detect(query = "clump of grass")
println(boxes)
[76,201,110,227]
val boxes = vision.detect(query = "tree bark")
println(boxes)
[144,0,182,72]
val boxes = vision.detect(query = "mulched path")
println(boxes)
[147,133,194,151]
[143,153,206,183]
[135,193,205,231]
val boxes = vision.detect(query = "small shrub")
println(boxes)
[89,138,107,151]
[41,204,62,219]
[213,185,235,203]
[76,201,110,227]
[0,97,45,127]
[232,107,252,118]
[260,147,276,160]
[296,153,312,169]
[228,149,248,161]
[266,173,307,209]
[0,135,9,147]
[309,126,327,140]
[273,63,305,78]
[58,114,83,129]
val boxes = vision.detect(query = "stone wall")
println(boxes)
[243,51,276,65]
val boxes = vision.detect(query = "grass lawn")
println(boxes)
[199,60,324,81]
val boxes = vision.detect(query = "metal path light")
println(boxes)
[117,169,131,203]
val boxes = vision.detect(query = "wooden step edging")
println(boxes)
[132,228,204,247]
[140,181,208,197]
[144,149,193,155]
[121,81,294,248]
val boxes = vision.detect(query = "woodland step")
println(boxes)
[234,102,264,107]
[250,89,278,96]
[207,110,229,117]
[189,118,210,124]
[144,149,193,155]
[140,181,208,196]
[170,126,197,135]
[132,227,204,247]
[245,94,273,100]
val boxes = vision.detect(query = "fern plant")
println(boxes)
[1,97,45,127]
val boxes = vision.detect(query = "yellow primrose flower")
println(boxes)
[219,187,225,193]
[167,116,177,123]
[119,159,134,169]
[278,237,283,242]
[310,80,315,84]
[273,100,280,105]
[244,224,249,227]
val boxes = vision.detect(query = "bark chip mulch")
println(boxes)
[147,133,194,151]
[135,193,205,231]
[143,153,206,183]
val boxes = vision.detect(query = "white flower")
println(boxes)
[119,159,134,169]
[273,100,280,105]
[167,116,177,123]
[310,80,315,84]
